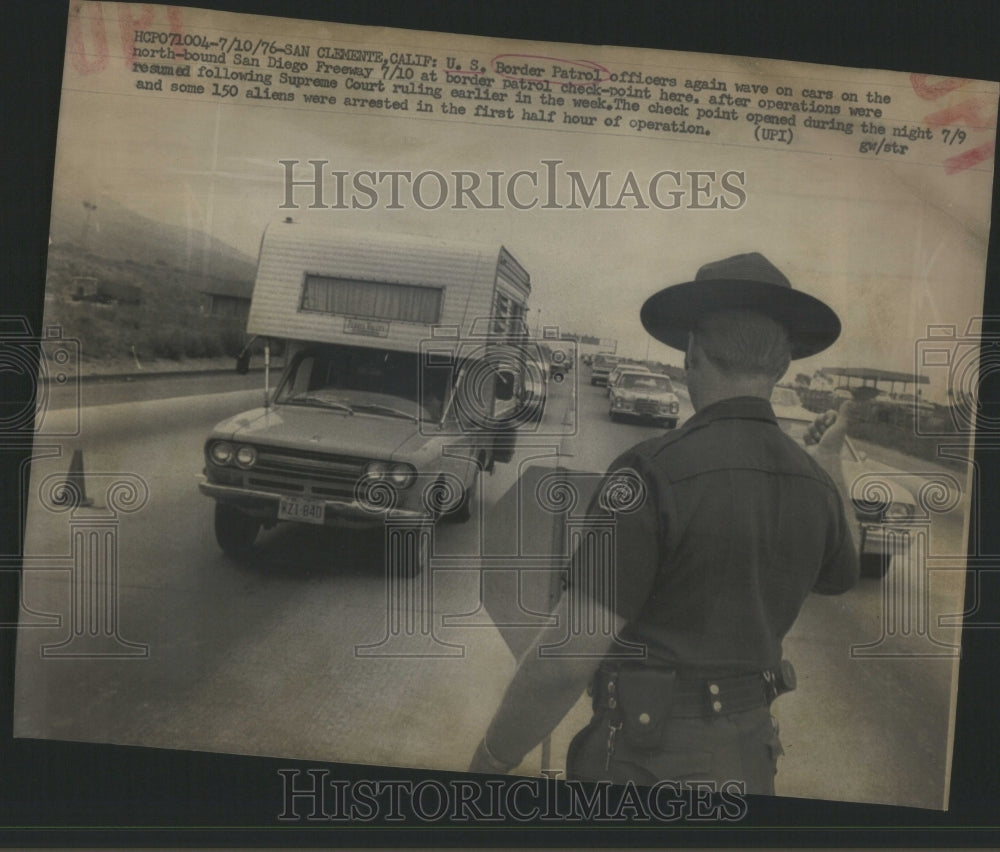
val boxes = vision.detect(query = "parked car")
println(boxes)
[608,370,681,428]
[771,389,919,579]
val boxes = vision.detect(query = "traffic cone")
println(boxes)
[62,449,93,507]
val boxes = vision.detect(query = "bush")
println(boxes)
[152,329,185,361]
[219,325,246,357]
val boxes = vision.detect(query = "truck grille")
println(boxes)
[246,445,367,499]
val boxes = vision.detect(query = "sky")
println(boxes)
[48,5,998,404]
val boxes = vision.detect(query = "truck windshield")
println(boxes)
[276,344,450,421]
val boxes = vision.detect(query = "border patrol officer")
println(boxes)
[469,253,859,793]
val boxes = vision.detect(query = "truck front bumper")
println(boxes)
[859,522,911,556]
[198,479,432,528]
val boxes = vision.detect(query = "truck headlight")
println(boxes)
[388,463,416,488]
[209,441,234,465]
[364,461,390,480]
[364,461,416,489]
[234,444,257,469]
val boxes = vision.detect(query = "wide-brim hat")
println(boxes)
[640,252,841,360]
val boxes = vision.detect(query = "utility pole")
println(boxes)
[80,200,98,250]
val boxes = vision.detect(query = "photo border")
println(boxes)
[2,0,999,845]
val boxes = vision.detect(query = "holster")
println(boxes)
[595,663,678,750]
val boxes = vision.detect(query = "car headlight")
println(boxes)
[234,444,257,469]
[388,463,416,488]
[209,441,234,465]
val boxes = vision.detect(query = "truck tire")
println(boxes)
[214,503,261,558]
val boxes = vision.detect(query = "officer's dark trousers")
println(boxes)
[566,705,783,795]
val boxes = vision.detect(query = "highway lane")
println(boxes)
[13,370,968,809]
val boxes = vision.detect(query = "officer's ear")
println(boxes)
[684,331,700,372]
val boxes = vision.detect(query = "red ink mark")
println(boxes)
[491,53,610,86]
[117,5,156,66]
[909,74,968,101]
[911,74,996,175]
[118,5,185,67]
[943,142,995,175]
[67,1,109,75]
[167,7,185,31]
[923,97,997,131]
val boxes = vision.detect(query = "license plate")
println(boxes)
[278,495,326,525]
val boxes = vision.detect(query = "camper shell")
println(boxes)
[199,221,535,562]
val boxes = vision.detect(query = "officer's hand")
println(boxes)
[804,403,856,456]
[468,739,514,775]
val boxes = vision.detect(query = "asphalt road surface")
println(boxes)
[14,370,969,810]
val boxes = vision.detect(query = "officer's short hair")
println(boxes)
[691,309,791,380]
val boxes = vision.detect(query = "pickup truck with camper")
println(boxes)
[199,221,536,573]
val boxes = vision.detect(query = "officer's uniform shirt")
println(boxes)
[587,395,859,676]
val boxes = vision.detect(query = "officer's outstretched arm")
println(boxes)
[805,404,860,551]
[470,459,660,775]
[805,403,861,591]
[468,595,627,775]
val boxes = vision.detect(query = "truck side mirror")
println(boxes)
[495,370,515,402]
[235,351,251,375]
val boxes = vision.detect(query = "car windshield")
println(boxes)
[276,344,450,421]
[621,373,673,391]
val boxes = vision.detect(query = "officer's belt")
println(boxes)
[593,664,771,719]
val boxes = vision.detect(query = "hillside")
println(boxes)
[42,200,256,368]
[48,195,257,283]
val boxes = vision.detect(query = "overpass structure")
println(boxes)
[820,367,929,397]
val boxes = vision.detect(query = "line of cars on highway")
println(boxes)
[589,354,682,429]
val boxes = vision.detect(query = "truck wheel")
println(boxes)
[214,503,261,558]
[860,553,890,578]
